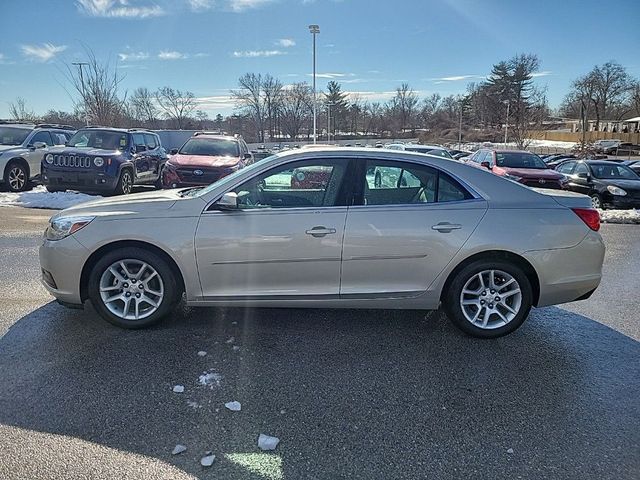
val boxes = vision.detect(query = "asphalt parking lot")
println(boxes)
[0,206,638,480]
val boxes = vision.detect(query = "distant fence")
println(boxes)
[530,131,640,145]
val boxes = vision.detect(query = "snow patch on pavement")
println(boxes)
[600,208,640,224]
[225,401,242,411]
[258,434,280,451]
[0,185,100,210]
[198,370,223,388]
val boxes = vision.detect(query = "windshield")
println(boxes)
[591,164,639,180]
[67,130,128,150]
[179,138,239,156]
[0,127,31,146]
[495,152,547,169]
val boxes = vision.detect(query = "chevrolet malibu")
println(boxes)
[39,148,605,338]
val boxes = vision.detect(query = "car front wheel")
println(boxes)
[88,247,179,328]
[443,260,533,338]
[114,169,133,195]
[5,162,29,192]
[590,194,603,209]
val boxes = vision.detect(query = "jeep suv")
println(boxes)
[42,127,168,195]
[0,122,75,192]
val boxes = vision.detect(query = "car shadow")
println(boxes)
[0,302,638,479]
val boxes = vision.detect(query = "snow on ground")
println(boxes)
[0,185,100,210]
[600,208,640,224]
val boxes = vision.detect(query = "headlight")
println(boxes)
[505,174,523,182]
[45,216,95,241]
[607,185,627,196]
[45,154,54,164]
[94,156,104,167]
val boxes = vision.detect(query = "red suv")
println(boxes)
[467,149,566,189]
[162,133,252,188]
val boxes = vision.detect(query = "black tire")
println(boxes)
[87,247,180,329]
[590,193,603,210]
[154,166,165,189]
[46,186,65,193]
[5,161,29,192]
[113,168,133,195]
[443,259,533,339]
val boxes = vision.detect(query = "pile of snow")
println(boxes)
[600,209,640,224]
[0,185,100,210]
[198,370,223,388]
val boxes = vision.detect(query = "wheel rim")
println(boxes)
[459,269,522,330]
[8,167,26,191]
[591,195,601,209]
[122,172,132,194]
[99,259,164,321]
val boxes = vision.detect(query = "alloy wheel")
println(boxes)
[459,269,522,330]
[591,195,602,209]
[122,171,133,194]
[99,259,164,321]
[8,166,26,191]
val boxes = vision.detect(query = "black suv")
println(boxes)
[41,127,168,195]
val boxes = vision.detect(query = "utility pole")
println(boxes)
[72,62,90,126]
[458,99,463,146]
[327,102,333,144]
[308,24,320,144]
[503,100,510,146]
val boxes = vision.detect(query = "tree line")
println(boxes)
[6,51,640,147]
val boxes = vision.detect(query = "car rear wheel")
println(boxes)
[88,247,179,328]
[114,169,133,195]
[590,194,603,209]
[443,260,533,338]
[5,161,29,192]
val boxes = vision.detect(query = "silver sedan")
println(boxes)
[39,148,605,338]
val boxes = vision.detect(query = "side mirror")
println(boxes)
[135,145,147,153]
[480,161,492,170]
[170,148,179,155]
[32,141,47,149]
[577,172,591,181]
[214,192,239,210]
[243,152,252,160]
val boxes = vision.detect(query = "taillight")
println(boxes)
[572,208,600,232]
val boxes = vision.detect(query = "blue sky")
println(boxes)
[0,0,638,118]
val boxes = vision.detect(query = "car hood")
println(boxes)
[0,145,22,153]
[53,189,185,219]
[170,154,240,168]
[600,179,640,191]
[48,146,124,156]
[502,167,563,179]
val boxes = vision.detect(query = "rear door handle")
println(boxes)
[431,222,462,233]
[305,226,337,237]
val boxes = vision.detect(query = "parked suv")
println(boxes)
[0,122,75,192]
[162,133,251,188]
[42,127,168,195]
[467,149,566,189]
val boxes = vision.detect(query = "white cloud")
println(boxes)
[429,75,483,82]
[118,51,149,61]
[195,94,236,111]
[21,43,67,62]
[276,38,296,48]
[531,71,553,78]
[227,0,273,12]
[188,0,215,11]
[158,50,188,60]
[76,0,165,18]
[308,72,354,79]
[232,50,286,58]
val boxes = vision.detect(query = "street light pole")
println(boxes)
[503,100,510,146]
[458,100,463,146]
[309,24,320,144]
[72,62,90,126]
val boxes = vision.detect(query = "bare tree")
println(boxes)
[63,49,126,126]
[231,73,268,142]
[279,82,313,139]
[195,110,209,129]
[389,83,419,133]
[155,87,196,129]
[8,98,39,122]
[592,62,633,123]
[263,75,284,141]
[129,87,159,128]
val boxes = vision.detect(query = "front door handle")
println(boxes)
[431,222,462,233]
[305,226,337,237]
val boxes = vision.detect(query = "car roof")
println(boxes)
[0,123,34,130]
[485,149,533,154]
[189,134,240,141]
[582,160,629,166]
